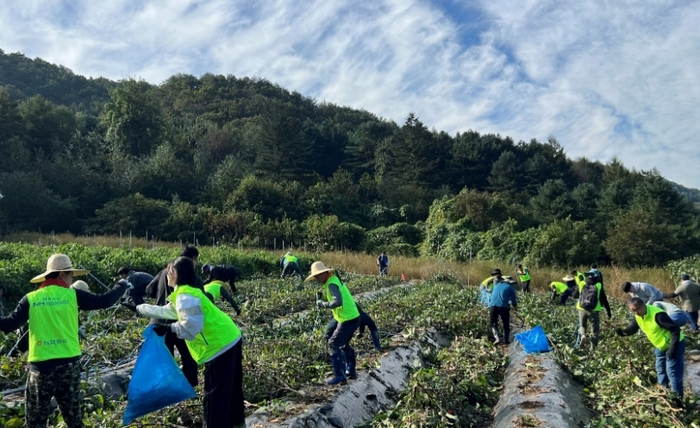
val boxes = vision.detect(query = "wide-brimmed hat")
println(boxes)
[305,261,333,282]
[491,268,502,276]
[563,275,575,281]
[31,254,89,283]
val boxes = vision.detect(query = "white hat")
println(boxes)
[31,254,89,284]
[71,280,90,292]
[305,261,333,282]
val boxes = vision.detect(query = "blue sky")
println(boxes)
[2,0,700,187]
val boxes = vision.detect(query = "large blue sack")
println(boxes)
[122,325,197,425]
[515,325,551,354]
[479,286,492,306]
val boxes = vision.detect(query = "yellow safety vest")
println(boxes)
[285,255,298,264]
[204,281,224,300]
[576,282,603,312]
[551,282,568,294]
[27,286,81,363]
[635,304,684,352]
[481,277,495,290]
[169,285,241,364]
[324,276,360,322]
[518,268,531,282]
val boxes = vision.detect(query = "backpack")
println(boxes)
[579,282,599,311]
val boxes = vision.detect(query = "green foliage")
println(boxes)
[527,217,602,268]
[301,215,365,252]
[364,223,423,256]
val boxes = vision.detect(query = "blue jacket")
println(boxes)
[489,282,517,308]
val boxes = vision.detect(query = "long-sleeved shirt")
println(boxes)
[205,265,239,284]
[0,281,128,372]
[628,282,664,304]
[322,281,344,309]
[619,310,681,356]
[126,271,154,299]
[668,280,700,312]
[652,301,684,317]
[489,282,517,309]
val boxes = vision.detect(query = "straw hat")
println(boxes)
[30,254,89,283]
[305,261,333,282]
[563,275,575,281]
[71,280,90,292]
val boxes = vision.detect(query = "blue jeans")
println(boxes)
[687,311,699,332]
[669,312,689,327]
[654,339,686,397]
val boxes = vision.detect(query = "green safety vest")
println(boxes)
[575,272,586,287]
[27,286,81,363]
[518,268,531,282]
[285,255,298,264]
[324,275,360,322]
[551,282,568,294]
[481,277,495,290]
[576,282,603,312]
[204,281,224,300]
[169,285,241,364]
[635,304,684,352]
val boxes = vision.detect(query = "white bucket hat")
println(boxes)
[305,261,333,282]
[70,280,90,291]
[31,254,89,283]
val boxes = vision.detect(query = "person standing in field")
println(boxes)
[0,254,129,428]
[515,264,531,293]
[577,270,612,348]
[307,261,360,385]
[137,257,245,428]
[144,245,202,388]
[377,252,389,277]
[488,276,518,345]
[325,303,382,352]
[617,297,686,401]
[664,273,700,333]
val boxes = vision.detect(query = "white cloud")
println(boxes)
[1,0,699,186]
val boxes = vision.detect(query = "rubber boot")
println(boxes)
[343,346,357,379]
[326,353,347,385]
[371,330,382,351]
[492,326,500,344]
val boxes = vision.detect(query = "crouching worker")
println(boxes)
[550,278,573,305]
[307,261,360,385]
[0,254,129,428]
[325,303,381,351]
[617,297,686,400]
[489,276,518,345]
[137,257,245,428]
[653,301,689,328]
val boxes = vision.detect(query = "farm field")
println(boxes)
[0,242,699,427]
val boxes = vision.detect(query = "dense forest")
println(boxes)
[1,49,699,267]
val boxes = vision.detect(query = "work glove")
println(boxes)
[316,300,327,309]
[121,301,137,313]
[152,325,171,336]
[615,328,624,336]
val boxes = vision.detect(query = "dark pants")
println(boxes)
[328,317,360,355]
[378,265,388,276]
[687,310,699,332]
[26,360,83,428]
[203,340,245,428]
[165,330,199,388]
[489,306,511,343]
[521,280,530,293]
[281,262,304,279]
[559,289,573,305]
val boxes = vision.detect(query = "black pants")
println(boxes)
[490,306,511,343]
[204,340,245,428]
[165,330,199,388]
[521,280,530,293]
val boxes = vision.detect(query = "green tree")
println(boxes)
[487,151,520,194]
[344,120,396,179]
[528,218,601,267]
[604,209,680,266]
[530,179,574,224]
[93,193,170,237]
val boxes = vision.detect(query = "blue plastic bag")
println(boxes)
[479,286,492,306]
[515,325,551,354]
[122,325,197,425]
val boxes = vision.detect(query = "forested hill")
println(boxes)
[1,49,699,267]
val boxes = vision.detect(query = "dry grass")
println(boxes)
[3,232,179,249]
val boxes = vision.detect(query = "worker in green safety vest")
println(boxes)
[280,252,304,280]
[137,257,245,428]
[550,278,573,305]
[204,280,242,316]
[617,297,686,401]
[0,254,129,428]
[306,261,360,385]
[516,264,531,293]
